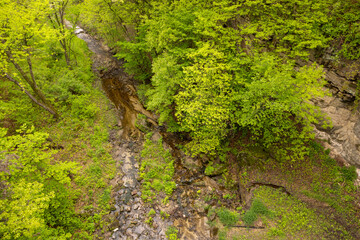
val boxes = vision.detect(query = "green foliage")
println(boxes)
[217,208,240,227]
[0,180,54,239]
[204,162,216,176]
[218,230,228,240]
[242,210,258,226]
[145,217,153,226]
[148,208,156,217]
[116,0,328,159]
[0,126,79,239]
[71,94,100,120]
[139,133,176,203]
[254,186,353,239]
[321,0,360,59]
[339,166,357,182]
[0,0,64,117]
[166,226,179,240]
[160,210,170,219]
[242,198,271,226]
[238,0,331,58]
[45,71,91,103]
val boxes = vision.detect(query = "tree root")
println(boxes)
[246,181,291,196]
[231,225,265,229]
[241,181,292,210]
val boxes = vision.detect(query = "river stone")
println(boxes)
[124,205,131,212]
[183,155,202,172]
[125,228,132,236]
[194,200,206,213]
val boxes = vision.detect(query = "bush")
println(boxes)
[242,209,257,226]
[139,134,176,203]
[166,226,179,240]
[242,198,271,226]
[217,208,239,227]
[70,95,99,120]
[340,166,357,182]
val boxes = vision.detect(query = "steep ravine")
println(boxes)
[72,23,360,239]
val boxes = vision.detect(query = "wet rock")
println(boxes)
[203,176,221,190]
[194,200,206,213]
[151,132,162,142]
[133,203,140,210]
[210,226,219,237]
[314,102,360,167]
[183,155,202,172]
[108,221,118,230]
[125,228,132,236]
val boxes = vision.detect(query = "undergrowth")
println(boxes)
[1,35,117,239]
[139,132,176,204]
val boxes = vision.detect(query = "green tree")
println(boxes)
[0,126,79,239]
[0,0,59,118]
[48,0,75,67]
[118,0,328,158]
[237,0,331,58]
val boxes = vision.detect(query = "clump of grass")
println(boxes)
[148,208,156,216]
[340,166,357,182]
[217,208,240,227]
[242,198,271,226]
[253,186,353,239]
[242,210,257,226]
[166,226,179,240]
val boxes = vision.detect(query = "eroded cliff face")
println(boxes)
[312,59,360,168]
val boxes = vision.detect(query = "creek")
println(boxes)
[71,23,217,239]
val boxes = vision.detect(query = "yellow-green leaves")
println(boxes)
[231,54,326,160]
[0,181,54,240]
[0,126,79,238]
[117,0,328,159]
[0,0,55,67]
[238,0,331,58]
[176,43,233,155]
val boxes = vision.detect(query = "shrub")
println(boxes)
[340,166,357,182]
[166,226,179,240]
[217,208,239,227]
[70,95,99,120]
[242,198,271,226]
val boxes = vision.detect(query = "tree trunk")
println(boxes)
[4,74,59,118]
[5,52,59,118]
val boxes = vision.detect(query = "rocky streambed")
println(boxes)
[109,140,172,239]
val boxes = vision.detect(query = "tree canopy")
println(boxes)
[109,0,334,158]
